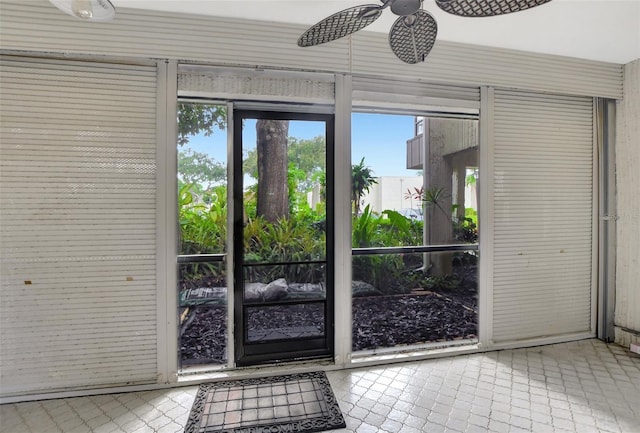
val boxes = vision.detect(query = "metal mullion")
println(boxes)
[243,299,327,308]
[242,259,326,267]
[352,244,478,256]
[177,254,226,264]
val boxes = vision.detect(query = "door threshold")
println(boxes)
[351,339,480,365]
[177,358,335,384]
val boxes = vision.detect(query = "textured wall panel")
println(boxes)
[352,76,480,110]
[492,90,594,343]
[0,56,158,397]
[350,33,622,99]
[0,1,622,99]
[615,59,640,346]
[0,1,349,74]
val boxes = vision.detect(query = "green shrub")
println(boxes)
[351,206,427,294]
[242,216,326,284]
[179,183,227,282]
[179,183,474,295]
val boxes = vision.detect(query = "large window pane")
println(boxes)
[178,103,228,255]
[352,251,478,351]
[177,102,228,367]
[351,113,479,352]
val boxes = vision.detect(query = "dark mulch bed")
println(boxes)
[180,289,477,366]
[180,306,228,365]
[352,291,477,350]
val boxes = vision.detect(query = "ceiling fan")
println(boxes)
[298,0,553,64]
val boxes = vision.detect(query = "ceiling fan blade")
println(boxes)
[298,4,383,47]
[389,10,438,64]
[435,0,552,17]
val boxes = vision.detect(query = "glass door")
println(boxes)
[233,110,334,366]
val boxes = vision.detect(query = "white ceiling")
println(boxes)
[111,0,640,64]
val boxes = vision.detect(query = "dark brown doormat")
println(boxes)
[184,371,346,433]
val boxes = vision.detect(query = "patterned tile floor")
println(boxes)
[1,339,639,433]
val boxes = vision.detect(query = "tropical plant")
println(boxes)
[453,213,478,243]
[179,184,227,254]
[404,186,423,206]
[351,205,431,294]
[352,205,380,248]
[353,254,407,294]
[422,186,451,221]
[465,207,478,226]
[175,104,474,295]
[351,157,377,218]
[380,209,421,245]
[242,216,326,283]
[178,183,227,282]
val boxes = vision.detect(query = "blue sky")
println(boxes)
[182,113,418,177]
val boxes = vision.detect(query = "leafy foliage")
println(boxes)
[176,102,474,296]
[242,216,326,284]
[466,168,479,186]
[352,157,377,218]
[180,183,473,296]
[287,162,307,214]
[404,186,423,204]
[287,136,326,192]
[381,209,420,245]
[454,209,478,243]
[179,183,227,254]
[352,205,380,248]
[352,206,427,294]
[179,183,227,282]
[243,136,326,193]
[178,148,226,190]
[421,186,451,220]
[177,103,226,146]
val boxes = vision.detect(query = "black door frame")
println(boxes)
[232,109,335,366]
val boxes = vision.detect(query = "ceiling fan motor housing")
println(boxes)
[390,0,422,16]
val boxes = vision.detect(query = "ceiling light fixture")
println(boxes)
[49,0,116,21]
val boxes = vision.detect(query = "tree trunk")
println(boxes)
[256,119,289,222]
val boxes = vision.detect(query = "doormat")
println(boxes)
[184,371,346,433]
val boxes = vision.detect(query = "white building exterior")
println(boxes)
[361,176,424,215]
